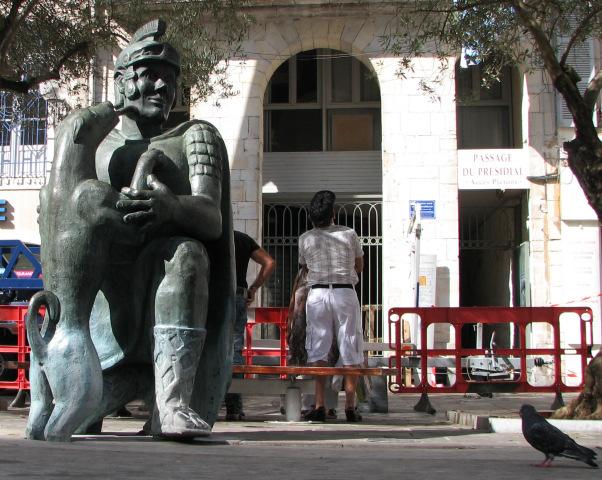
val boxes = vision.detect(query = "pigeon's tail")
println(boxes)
[560,441,598,468]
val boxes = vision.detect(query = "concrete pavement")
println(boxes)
[0,392,599,479]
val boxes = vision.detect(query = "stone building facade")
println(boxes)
[1,2,600,359]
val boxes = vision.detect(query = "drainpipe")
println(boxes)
[527,170,559,306]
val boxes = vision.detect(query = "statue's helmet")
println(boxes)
[115,19,180,74]
[114,19,180,106]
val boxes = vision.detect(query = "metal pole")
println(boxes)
[414,204,422,308]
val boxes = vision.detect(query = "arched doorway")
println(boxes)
[261,49,384,343]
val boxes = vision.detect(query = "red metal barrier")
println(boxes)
[0,305,289,389]
[243,307,288,378]
[5,303,594,399]
[388,307,594,396]
[0,304,30,391]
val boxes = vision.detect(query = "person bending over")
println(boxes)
[225,230,275,420]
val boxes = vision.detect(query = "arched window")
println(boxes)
[264,49,381,152]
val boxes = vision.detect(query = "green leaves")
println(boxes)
[0,0,250,101]
[383,0,601,87]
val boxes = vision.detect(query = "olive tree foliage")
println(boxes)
[384,1,602,215]
[0,0,251,102]
[385,0,602,419]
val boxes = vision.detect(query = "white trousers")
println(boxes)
[305,287,364,365]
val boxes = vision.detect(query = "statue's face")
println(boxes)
[125,62,177,124]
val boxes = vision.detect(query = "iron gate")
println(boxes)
[262,201,383,343]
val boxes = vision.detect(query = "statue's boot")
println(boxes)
[152,325,210,438]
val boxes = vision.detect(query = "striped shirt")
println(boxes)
[298,224,363,286]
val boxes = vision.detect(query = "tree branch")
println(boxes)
[35,39,90,79]
[409,0,502,15]
[0,0,39,61]
[0,0,27,49]
[509,0,564,83]
[511,0,598,145]
[0,76,31,93]
[559,6,602,67]
[0,40,89,93]
[583,70,602,112]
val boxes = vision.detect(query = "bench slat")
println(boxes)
[244,340,414,351]
[232,365,394,376]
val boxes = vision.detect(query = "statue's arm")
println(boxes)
[138,173,222,243]
[180,122,224,241]
[118,122,224,242]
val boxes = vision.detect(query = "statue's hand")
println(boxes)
[130,148,169,191]
[118,174,178,233]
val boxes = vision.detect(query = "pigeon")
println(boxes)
[519,404,598,468]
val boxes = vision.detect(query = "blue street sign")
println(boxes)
[409,200,436,219]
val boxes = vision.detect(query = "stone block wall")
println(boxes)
[193,9,461,316]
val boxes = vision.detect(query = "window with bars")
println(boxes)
[0,92,48,147]
[0,91,50,181]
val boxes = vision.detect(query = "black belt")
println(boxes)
[236,287,247,295]
[311,284,354,289]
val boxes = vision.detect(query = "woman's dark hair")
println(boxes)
[309,190,336,227]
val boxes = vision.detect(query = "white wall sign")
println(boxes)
[418,254,437,307]
[458,149,529,190]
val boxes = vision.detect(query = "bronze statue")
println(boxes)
[26,19,235,441]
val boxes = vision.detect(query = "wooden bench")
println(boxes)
[229,364,396,421]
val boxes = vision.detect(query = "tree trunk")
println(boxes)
[550,136,602,420]
[552,351,602,420]
[563,136,602,220]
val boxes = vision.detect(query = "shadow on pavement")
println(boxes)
[73,425,485,444]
